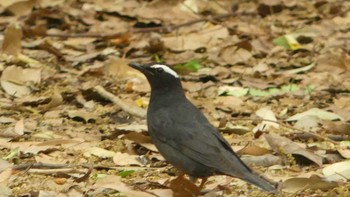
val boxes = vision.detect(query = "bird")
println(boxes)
[128,62,277,193]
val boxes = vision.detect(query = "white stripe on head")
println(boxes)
[150,64,179,78]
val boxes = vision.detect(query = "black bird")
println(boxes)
[129,62,277,192]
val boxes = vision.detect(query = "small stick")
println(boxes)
[230,117,339,145]
[94,85,146,118]
[25,168,84,174]
[13,162,70,170]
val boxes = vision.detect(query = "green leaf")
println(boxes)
[96,174,108,179]
[3,147,19,160]
[218,86,249,97]
[340,141,350,148]
[268,88,281,95]
[174,60,202,72]
[118,170,135,178]
[154,54,164,63]
[273,34,301,50]
[305,85,316,94]
[286,108,343,121]
[249,88,271,97]
[273,36,289,49]
[281,84,299,92]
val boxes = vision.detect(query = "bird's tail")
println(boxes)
[224,154,278,192]
[241,171,278,193]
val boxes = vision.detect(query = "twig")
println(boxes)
[12,162,160,171]
[25,168,84,174]
[94,85,146,118]
[0,133,22,138]
[230,117,340,145]
[13,162,70,170]
[80,164,161,171]
[45,12,237,39]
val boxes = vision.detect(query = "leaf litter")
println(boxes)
[0,0,350,196]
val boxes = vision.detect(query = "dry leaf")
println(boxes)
[38,91,63,112]
[282,175,337,193]
[169,175,200,197]
[322,160,350,182]
[0,168,12,183]
[68,110,97,123]
[123,132,157,152]
[104,57,130,78]
[237,143,271,156]
[14,118,24,135]
[5,0,37,15]
[115,124,148,133]
[113,152,142,166]
[265,133,323,166]
[94,175,154,197]
[0,66,41,97]
[83,147,116,158]
[162,25,228,51]
[0,80,30,98]
[253,107,279,132]
[2,23,22,55]
[286,108,343,121]
[219,46,252,65]
[240,154,282,167]
[0,159,11,173]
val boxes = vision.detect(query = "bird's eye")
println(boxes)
[155,67,164,73]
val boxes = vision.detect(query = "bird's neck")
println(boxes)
[149,85,186,105]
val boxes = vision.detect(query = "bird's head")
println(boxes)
[129,62,182,92]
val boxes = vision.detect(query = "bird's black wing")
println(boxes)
[148,100,250,177]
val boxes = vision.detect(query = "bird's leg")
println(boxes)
[199,177,208,190]
[176,171,185,179]
[189,176,207,190]
[189,176,197,182]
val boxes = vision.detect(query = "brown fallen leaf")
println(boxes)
[4,0,37,16]
[113,152,143,166]
[322,160,350,182]
[240,154,282,167]
[253,107,279,133]
[169,175,201,197]
[0,139,84,155]
[115,124,148,133]
[54,178,66,185]
[337,149,350,159]
[67,110,97,123]
[2,23,22,55]
[147,189,173,197]
[0,159,12,172]
[237,142,271,156]
[123,132,157,152]
[0,65,41,98]
[104,57,131,78]
[218,45,252,65]
[162,25,228,51]
[38,91,63,112]
[0,168,12,183]
[94,175,154,197]
[264,133,323,166]
[14,118,24,135]
[282,175,337,193]
[83,147,116,158]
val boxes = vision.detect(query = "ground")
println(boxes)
[0,0,350,196]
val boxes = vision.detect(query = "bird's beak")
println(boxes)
[128,62,153,75]
[128,62,144,71]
